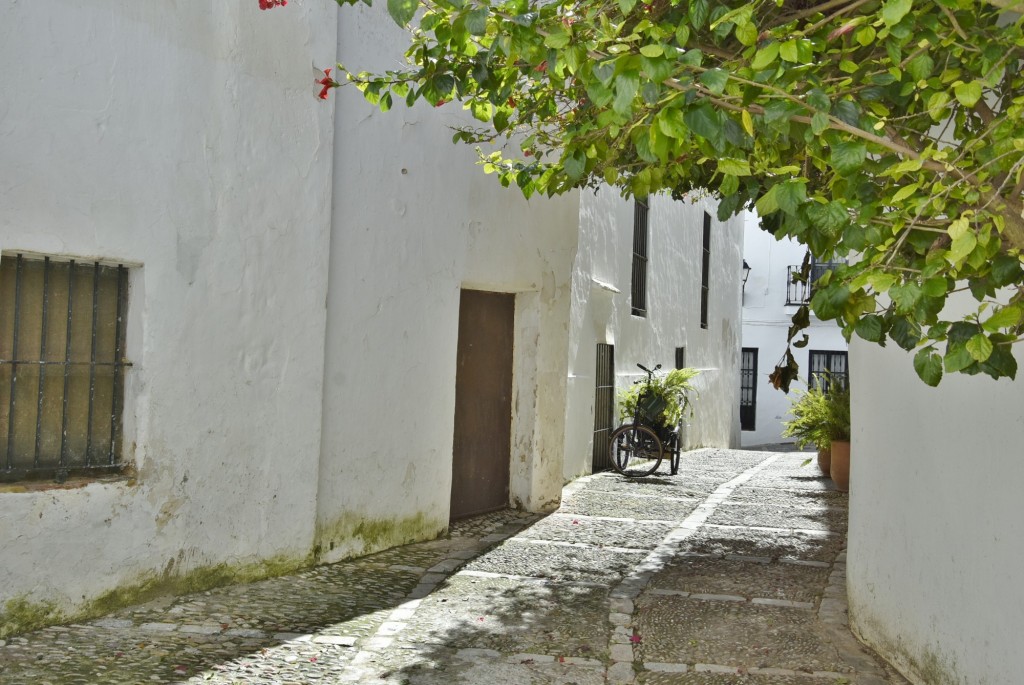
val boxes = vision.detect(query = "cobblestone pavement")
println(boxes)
[0,449,908,684]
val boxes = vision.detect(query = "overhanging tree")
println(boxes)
[309,0,1024,387]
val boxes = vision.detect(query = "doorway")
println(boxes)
[450,290,514,520]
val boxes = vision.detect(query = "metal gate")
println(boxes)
[450,290,514,521]
[591,343,615,472]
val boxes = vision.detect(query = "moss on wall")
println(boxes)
[852,611,964,685]
[0,597,65,639]
[2,513,445,639]
[315,511,445,560]
[0,552,311,640]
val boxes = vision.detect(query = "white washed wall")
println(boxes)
[562,189,744,480]
[741,217,848,446]
[848,335,1024,685]
[316,4,580,561]
[0,3,337,617]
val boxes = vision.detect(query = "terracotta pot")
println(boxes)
[830,440,850,492]
[816,447,832,476]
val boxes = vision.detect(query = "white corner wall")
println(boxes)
[562,189,744,481]
[741,217,847,446]
[315,4,580,561]
[848,336,1024,685]
[0,3,337,620]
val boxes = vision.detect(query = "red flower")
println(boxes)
[317,68,340,100]
[535,61,548,73]
[259,0,287,9]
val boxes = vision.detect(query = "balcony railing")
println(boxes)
[785,262,842,305]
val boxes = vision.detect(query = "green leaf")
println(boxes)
[776,180,807,215]
[855,315,885,342]
[891,182,920,204]
[831,142,867,175]
[755,185,780,216]
[387,0,417,26]
[717,158,751,176]
[991,255,1024,286]
[751,42,780,71]
[639,44,663,58]
[967,333,994,362]
[465,7,488,36]
[943,342,975,374]
[683,103,725,151]
[982,305,1022,332]
[914,348,943,386]
[889,282,922,312]
[953,80,983,108]
[780,40,799,63]
[889,317,921,351]
[688,0,710,29]
[719,173,739,196]
[656,108,688,139]
[612,72,640,115]
[947,231,977,265]
[735,22,758,46]
[562,151,586,180]
[811,111,829,135]
[881,0,912,26]
[699,69,729,95]
[544,27,570,49]
[922,277,948,298]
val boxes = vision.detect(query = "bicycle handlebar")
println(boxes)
[636,363,662,376]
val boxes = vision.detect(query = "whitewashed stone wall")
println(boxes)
[0,3,337,619]
[848,334,1024,685]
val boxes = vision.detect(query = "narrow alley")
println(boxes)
[0,449,905,684]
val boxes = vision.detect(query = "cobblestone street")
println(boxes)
[0,449,907,684]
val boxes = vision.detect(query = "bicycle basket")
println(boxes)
[637,390,668,424]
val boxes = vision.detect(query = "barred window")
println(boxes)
[631,199,649,317]
[700,212,711,330]
[1,254,130,483]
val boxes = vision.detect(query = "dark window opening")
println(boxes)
[675,347,686,370]
[631,200,649,317]
[1,254,130,483]
[700,212,711,329]
[740,347,757,431]
[786,256,844,306]
[808,350,848,392]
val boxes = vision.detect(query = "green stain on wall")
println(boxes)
[852,610,964,685]
[0,597,65,639]
[2,513,446,639]
[315,511,445,560]
[0,553,311,640]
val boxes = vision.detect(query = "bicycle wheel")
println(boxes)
[608,424,663,477]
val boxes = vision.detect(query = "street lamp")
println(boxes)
[742,260,752,289]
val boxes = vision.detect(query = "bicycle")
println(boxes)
[607,364,682,478]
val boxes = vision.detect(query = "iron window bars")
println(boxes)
[631,200,649,317]
[1,254,130,483]
[786,261,844,306]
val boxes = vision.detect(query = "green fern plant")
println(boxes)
[617,367,700,428]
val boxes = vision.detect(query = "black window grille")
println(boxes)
[631,200,649,317]
[786,260,843,306]
[1,254,130,483]
[808,350,848,392]
[700,212,711,329]
[675,346,686,370]
[591,343,616,472]
[740,347,758,431]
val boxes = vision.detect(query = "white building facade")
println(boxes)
[0,3,744,634]
[740,216,849,446]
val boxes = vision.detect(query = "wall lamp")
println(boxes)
[742,259,752,289]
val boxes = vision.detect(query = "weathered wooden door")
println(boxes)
[450,290,514,521]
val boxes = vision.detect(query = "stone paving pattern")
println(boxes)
[0,449,909,684]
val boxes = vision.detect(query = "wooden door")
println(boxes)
[450,290,514,520]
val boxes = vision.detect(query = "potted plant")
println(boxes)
[618,367,700,440]
[782,375,852,489]
[781,385,834,475]
[826,381,851,492]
